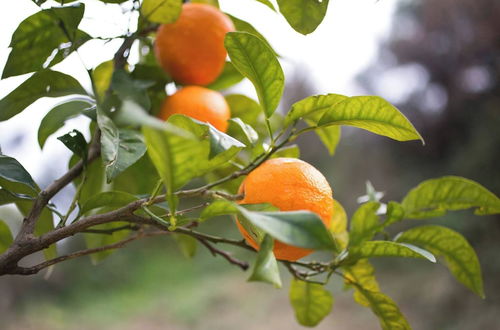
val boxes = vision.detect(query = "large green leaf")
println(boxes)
[396,225,484,298]
[38,99,94,148]
[344,260,410,330]
[248,235,282,288]
[225,32,284,118]
[141,0,182,24]
[349,202,380,247]
[206,62,244,91]
[0,188,34,206]
[401,176,500,218]
[285,94,347,126]
[112,155,160,195]
[239,208,335,250]
[0,155,38,193]
[348,241,436,263]
[227,118,259,147]
[0,70,87,122]
[0,220,13,254]
[111,69,151,111]
[2,4,90,78]
[318,96,424,143]
[277,0,330,35]
[289,279,333,327]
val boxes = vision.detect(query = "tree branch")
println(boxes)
[197,238,249,271]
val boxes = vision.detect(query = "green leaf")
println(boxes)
[0,220,13,254]
[2,4,90,78]
[225,94,263,127]
[330,199,349,250]
[271,144,300,159]
[57,129,88,163]
[286,94,347,155]
[38,99,94,148]
[70,151,106,206]
[111,69,151,110]
[227,14,278,56]
[206,62,244,90]
[0,70,87,122]
[349,202,380,247]
[227,118,259,147]
[199,200,239,221]
[113,155,160,195]
[318,96,424,143]
[0,155,38,193]
[239,208,335,250]
[248,235,282,288]
[84,222,130,264]
[141,0,182,24]
[277,0,330,35]
[348,241,436,263]
[343,259,380,307]
[92,60,114,103]
[0,188,34,206]
[174,234,197,258]
[114,100,181,131]
[254,0,276,11]
[289,279,333,327]
[80,191,138,215]
[396,225,484,298]
[401,176,500,218]
[225,32,284,118]
[383,201,405,227]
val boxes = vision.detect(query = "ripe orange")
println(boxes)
[158,86,231,132]
[236,158,334,261]
[154,3,235,85]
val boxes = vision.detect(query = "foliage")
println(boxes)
[0,1,498,329]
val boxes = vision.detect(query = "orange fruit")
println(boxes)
[236,158,334,261]
[154,3,235,85]
[158,86,231,132]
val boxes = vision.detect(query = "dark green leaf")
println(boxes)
[111,69,151,110]
[289,279,333,327]
[0,220,13,254]
[239,208,335,250]
[348,241,436,263]
[0,188,34,206]
[0,70,87,122]
[225,32,284,118]
[277,0,329,35]
[401,176,500,218]
[0,155,38,192]
[141,0,182,24]
[318,96,424,143]
[349,202,380,247]
[396,225,484,298]
[254,0,276,11]
[106,129,147,182]
[80,191,138,215]
[38,99,94,148]
[2,4,89,78]
[206,62,244,90]
[248,235,282,288]
[57,129,88,163]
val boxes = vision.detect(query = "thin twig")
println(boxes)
[198,238,249,271]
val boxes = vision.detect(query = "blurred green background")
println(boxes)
[1,0,499,329]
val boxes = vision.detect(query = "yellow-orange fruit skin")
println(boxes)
[237,158,334,261]
[158,86,230,132]
[154,3,235,85]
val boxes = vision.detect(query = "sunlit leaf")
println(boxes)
[271,144,300,159]
[254,0,276,11]
[225,94,263,128]
[191,0,219,7]
[227,14,278,56]
[290,279,333,327]
[277,0,330,35]
[227,118,259,147]
[318,96,424,143]
[141,0,182,24]
[225,32,284,118]
[348,241,436,263]
[396,225,484,298]
[349,202,380,247]
[401,176,500,218]
[330,199,349,250]
[343,259,380,307]
[0,70,87,122]
[92,60,114,103]
[248,235,282,288]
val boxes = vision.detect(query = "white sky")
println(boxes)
[0,0,397,184]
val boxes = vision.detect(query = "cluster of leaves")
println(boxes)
[1,1,500,329]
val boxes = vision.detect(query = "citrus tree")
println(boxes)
[1,0,499,328]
